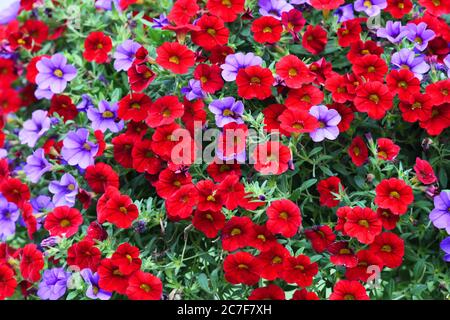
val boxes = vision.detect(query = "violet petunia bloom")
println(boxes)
[23,148,52,183]
[49,173,78,207]
[444,54,450,78]
[405,22,435,51]
[18,110,51,148]
[429,190,450,234]
[181,79,206,101]
[309,105,341,142]
[0,0,20,25]
[35,53,77,99]
[334,4,355,23]
[259,0,293,18]
[41,236,61,248]
[31,195,54,229]
[391,49,430,80]
[354,0,387,17]
[113,40,141,72]
[152,14,170,29]
[209,97,245,128]
[221,52,263,82]
[376,21,409,44]
[76,94,94,112]
[95,0,120,10]
[37,268,71,300]
[441,237,450,262]
[290,0,310,4]
[87,100,124,133]
[81,269,112,300]
[61,128,99,169]
[0,194,19,241]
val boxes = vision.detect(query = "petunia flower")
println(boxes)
[61,128,99,169]
[309,105,341,142]
[18,110,51,148]
[23,148,52,183]
[48,173,78,207]
[37,268,71,300]
[87,100,124,133]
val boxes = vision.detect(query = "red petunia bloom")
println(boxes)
[248,224,277,251]
[263,104,287,134]
[97,258,129,295]
[127,63,156,92]
[194,63,224,93]
[251,16,282,44]
[309,57,336,86]
[156,41,195,74]
[285,84,324,110]
[414,157,437,185]
[153,168,192,199]
[23,19,49,46]
[206,161,241,183]
[97,187,121,223]
[44,206,83,238]
[22,202,37,240]
[328,241,358,268]
[275,55,315,89]
[386,0,413,18]
[85,221,108,242]
[317,176,343,208]
[345,250,383,282]
[278,108,319,136]
[325,74,354,103]
[208,45,234,64]
[369,232,404,268]
[386,69,420,101]
[377,208,399,230]
[354,81,393,120]
[399,92,432,123]
[302,25,327,55]
[181,97,206,135]
[425,80,450,105]
[217,174,246,211]
[304,225,336,253]
[0,265,17,300]
[329,280,369,300]
[344,207,382,245]
[83,31,112,64]
[131,139,162,174]
[112,133,134,168]
[165,184,199,220]
[0,89,21,114]
[19,244,44,283]
[0,58,17,84]
[419,103,450,136]
[282,255,318,287]
[126,271,162,300]
[150,123,182,160]
[335,206,351,235]
[256,243,289,280]
[146,95,184,128]
[8,31,32,50]
[249,284,285,300]
[291,289,319,300]
[111,243,141,276]
[118,93,152,122]
[252,141,292,175]
[49,94,78,122]
[310,0,344,9]
[221,216,255,252]
[281,9,306,37]
[195,179,224,212]
[192,209,226,239]
[375,178,414,215]
[352,54,388,82]
[191,15,229,51]
[167,0,199,25]
[347,40,384,63]
[348,136,368,167]
[418,0,450,16]
[67,240,102,272]
[266,199,301,238]
[236,65,274,100]
[104,193,139,228]
[337,19,362,47]
[0,178,30,207]
[85,162,119,194]
[223,252,261,285]
[206,0,245,22]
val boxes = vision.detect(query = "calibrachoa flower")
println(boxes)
[441,237,450,262]
[391,49,430,80]
[87,100,124,133]
[309,105,341,142]
[0,194,19,241]
[429,191,450,234]
[221,52,263,82]
[18,110,51,148]
[375,178,414,215]
[61,128,99,169]
[376,21,409,44]
[404,22,435,51]
[48,173,78,207]
[23,148,52,183]
[181,79,206,101]
[113,40,141,72]
[0,0,20,24]
[80,269,112,300]
[354,0,387,17]
[37,268,71,300]
[208,97,244,127]
[259,0,293,18]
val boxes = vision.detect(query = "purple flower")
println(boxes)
[405,22,435,51]
[61,128,99,169]
[81,269,112,300]
[77,94,94,112]
[221,52,263,82]
[209,97,244,128]
[152,14,170,29]
[444,54,450,78]
[41,236,61,248]
[95,0,120,10]
[37,268,71,300]
[354,0,387,17]
[429,190,450,234]
[290,0,310,4]
[0,194,19,241]
[18,110,51,147]
[391,49,430,80]
[309,105,341,142]
[113,40,141,72]
[23,148,52,183]
[87,100,124,133]
[376,21,409,44]
[181,79,206,101]
[259,0,293,19]
[31,195,55,214]
[35,53,77,99]
[334,4,355,23]
[49,173,78,207]
[441,237,450,262]
[0,0,20,25]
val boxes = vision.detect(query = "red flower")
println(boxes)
[146,95,184,128]
[153,168,192,199]
[67,240,102,272]
[206,161,241,183]
[281,9,306,36]
[252,141,292,175]
[337,19,362,47]
[112,133,134,168]
[223,252,261,285]
[302,25,327,55]
[104,193,139,228]
[262,104,287,134]
[127,63,156,92]
[97,187,121,223]
[0,178,30,207]
[98,258,129,294]
[266,199,301,238]
[329,280,369,300]
[195,179,224,212]
[85,162,119,194]
[386,69,420,101]
[291,289,319,300]
[167,0,199,25]
[347,40,384,63]
[419,103,450,136]
[304,225,336,253]
[329,102,354,131]
[23,19,49,46]
[83,31,112,64]
[8,31,32,50]
[251,16,282,44]
[335,206,351,235]
[282,255,318,287]
[131,139,162,174]
[276,55,314,89]
[0,89,21,114]
[221,216,255,251]
[151,123,183,160]
[26,55,49,84]
[348,136,368,167]
[369,232,404,268]
[44,206,83,238]
[257,243,289,280]
[181,98,207,135]
[85,221,108,242]
[22,202,37,239]
[377,208,399,230]
[345,250,383,282]
[0,265,16,300]
[375,178,414,215]
[0,58,17,84]
[217,174,246,210]
[156,42,195,74]
[414,157,437,185]
[165,184,199,220]
[236,65,274,100]
[354,81,393,120]
[352,54,388,82]
[248,224,277,251]
[111,243,141,276]
[425,79,450,105]
[19,244,44,283]
[118,93,152,122]
[310,0,344,9]
[309,57,336,86]
[317,176,342,208]
[206,0,245,22]
[325,74,353,103]
[208,45,234,64]
[386,0,413,18]
[377,138,400,161]
[418,0,450,16]
[399,92,432,123]
[249,284,285,300]
[285,84,324,110]
[126,271,162,300]
[344,207,382,244]
[191,15,229,51]
[193,63,224,93]
[192,209,225,238]
[328,241,358,268]
[278,108,319,135]
[49,94,78,122]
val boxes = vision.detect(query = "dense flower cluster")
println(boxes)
[0,0,449,300]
